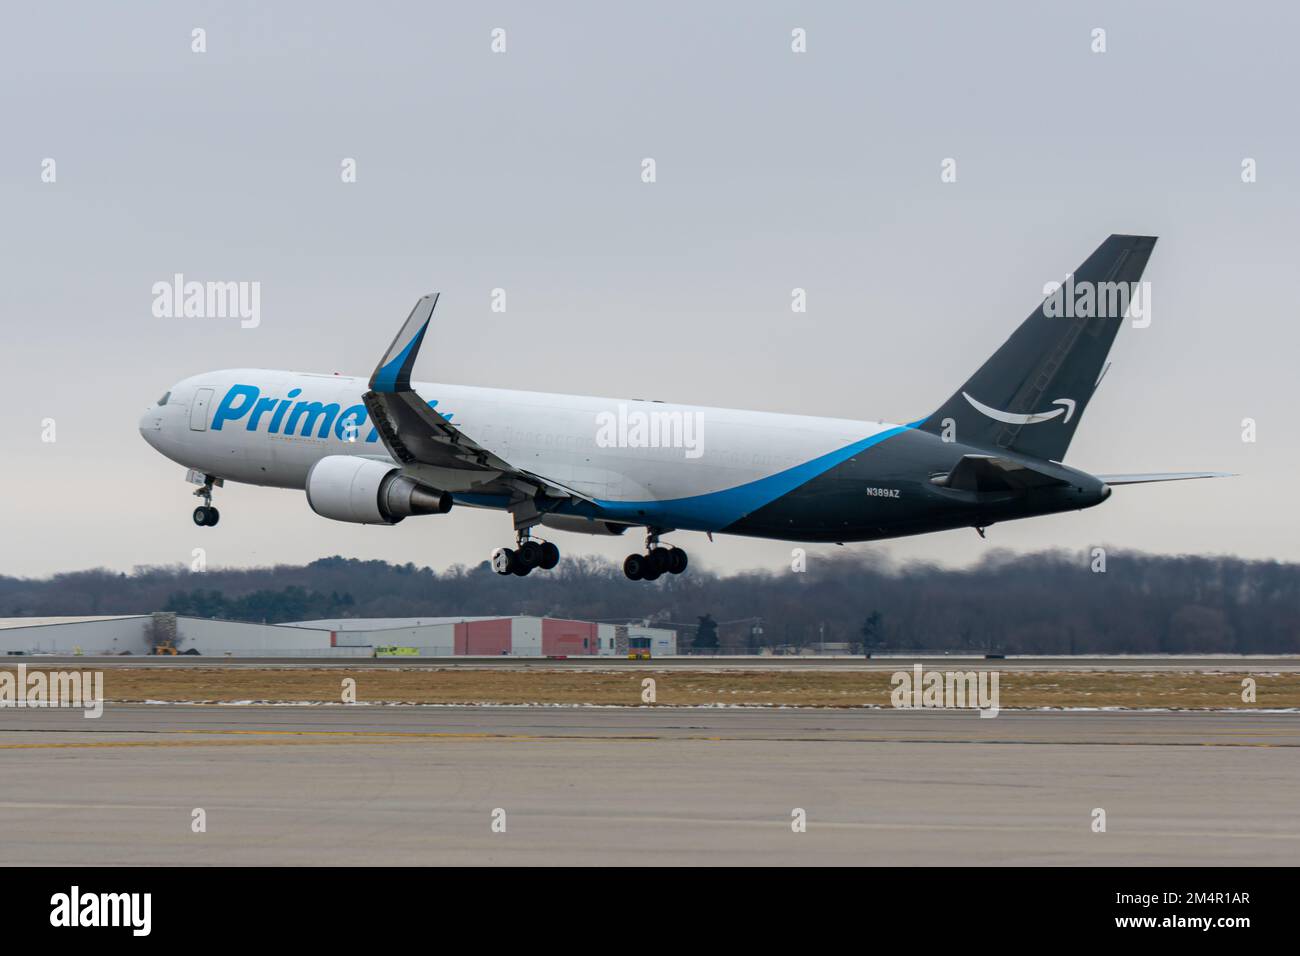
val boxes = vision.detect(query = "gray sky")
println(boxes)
[3,1,1297,578]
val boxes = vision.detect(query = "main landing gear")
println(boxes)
[491,533,561,577]
[192,475,220,527]
[623,531,688,582]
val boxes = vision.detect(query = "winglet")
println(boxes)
[370,293,439,393]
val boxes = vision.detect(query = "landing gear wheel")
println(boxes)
[669,548,687,575]
[518,540,543,569]
[510,554,532,576]
[491,547,515,575]
[192,506,219,527]
[623,553,646,581]
[649,547,672,575]
[539,541,560,570]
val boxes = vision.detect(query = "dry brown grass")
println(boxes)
[2,666,1296,709]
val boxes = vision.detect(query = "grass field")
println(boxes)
[2,666,1295,709]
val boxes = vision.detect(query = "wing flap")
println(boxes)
[363,293,591,504]
[363,389,511,473]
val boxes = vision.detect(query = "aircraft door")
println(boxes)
[190,387,215,431]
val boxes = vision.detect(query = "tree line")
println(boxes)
[0,548,1296,653]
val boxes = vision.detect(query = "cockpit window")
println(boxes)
[157,391,171,406]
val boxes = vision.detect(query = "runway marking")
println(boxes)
[403,813,1300,841]
[0,727,1296,749]
[0,798,1293,843]
[0,738,415,750]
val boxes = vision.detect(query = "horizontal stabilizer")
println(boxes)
[934,455,1070,494]
[1097,472,1235,486]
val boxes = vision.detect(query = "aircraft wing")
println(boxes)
[1095,472,1235,485]
[362,294,595,503]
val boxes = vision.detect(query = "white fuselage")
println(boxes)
[139,369,899,531]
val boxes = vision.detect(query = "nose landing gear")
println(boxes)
[191,475,221,527]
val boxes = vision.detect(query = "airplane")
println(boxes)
[139,234,1229,581]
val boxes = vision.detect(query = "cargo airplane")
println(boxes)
[139,235,1227,580]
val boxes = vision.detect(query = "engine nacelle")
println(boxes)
[539,515,630,536]
[305,455,451,525]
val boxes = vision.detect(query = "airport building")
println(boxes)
[0,614,676,658]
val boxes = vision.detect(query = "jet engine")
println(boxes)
[305,456,451,525]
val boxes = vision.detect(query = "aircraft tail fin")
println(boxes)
[918,235,1157,462]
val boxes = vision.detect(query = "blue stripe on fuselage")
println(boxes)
[561,424,913,532]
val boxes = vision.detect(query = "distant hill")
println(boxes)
[1,549,1296,654]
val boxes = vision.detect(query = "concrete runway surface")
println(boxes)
[1,706,1297,865]
[22,655,1300,672]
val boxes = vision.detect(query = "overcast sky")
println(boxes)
[3,1,1297,579]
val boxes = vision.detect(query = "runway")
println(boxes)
[2,705,1297,865]
[20,654,1300,671]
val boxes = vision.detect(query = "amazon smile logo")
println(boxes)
[962,392,1076,425]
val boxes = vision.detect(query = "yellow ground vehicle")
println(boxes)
[375,645,419,658]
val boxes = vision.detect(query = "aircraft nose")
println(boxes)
[138,405,163,447]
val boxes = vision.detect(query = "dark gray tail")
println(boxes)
[919,234,1157,462]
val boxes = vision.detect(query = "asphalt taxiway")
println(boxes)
[1,705,1296,865]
